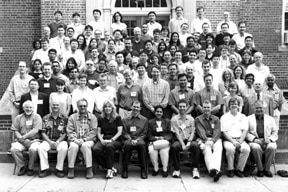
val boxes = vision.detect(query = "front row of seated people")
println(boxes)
[10,97,278,181]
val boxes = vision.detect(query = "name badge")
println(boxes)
[180,124,186,130]
[37,100,43,104]
[156,127,163,132]
[88,80,97,85]
[210,95,216,101]
[117,76,123,83]
[211,123,215,129]
[187,82,191,87]
[131,92,137,97]
[179,94,185,100]
[26,120,32,126]
[44,83,50,88]
[263,102,267,108]
[119,66,124,71]
[58,125,64,132]
[130,126,136,132]
[275,93,279,100]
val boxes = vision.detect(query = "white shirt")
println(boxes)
[193,60,204,76]
[62,49,85,70]
[232,32,254,50]
[191,17,211,33]
[216,20,238,34]
[49,92,72,115]
[193,73,219,92]
[93,86,116,111]
[246,63,270,85]
[30,93,38,113]
[111,22,127,33]
[67,23,85,38]
[210,67,223,86]
[168,16,188,34]
[221,112,248,138]
[88,20,107,38]
[49,36,65,53]
[71,87,94,113]
[32,49,49,63]
[147,21,162,37]
[179,32,192,47]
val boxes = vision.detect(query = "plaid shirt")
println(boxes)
[42,113,67,141]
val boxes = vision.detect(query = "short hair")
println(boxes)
[115,51,124,57]
[41,38,49,43]
[78,73,88,79]
[168,63,178,69]
[77,98,88,107]
[175,6,184,11]
[154,105,164,114]
[205,33,214,40]
[188,49,198,55]
[84,25,93,31]
[56,78,65,86]
[42,62,52,68]
[186,36,195,42]
[69,67,79,73]
[245,36,253,41]
[108,39,116,45]
[202,59,211,68]
[153,28,161,34]
[123,69,133,76]
[229,39,237,46]
[139,50,149,56]
[67,27,75,32]
[221,22,229,29]
[99,73,108,79]
[54,10,63,16]
[136,63,146,69]
[93,9,102,15]
[151,65,161,72]
[177,73,187,80]
[266,74,276,82]
[29,78,38,85]
[202,22,209,28]
[23,100,34,109]
[196,6,204,12]
[113,29,122,35]
[178,99,187,106]
[227,81,239,94]
[245,73,255,81]
[148,11,156,16]
[228,97,240,107]
[57,25,65,30]
[203,73,213,81]
[48,48,57,54]
[203,100,211,106]
[72,12,80,18]
[144,40,153,46]
[70,39,79,45]
[238,21,246,28]
[132,100,142,107]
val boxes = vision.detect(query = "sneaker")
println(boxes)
[17,166,27,176]
[172,170,181,178]
[257,171,264,177]
[235,170,244,178]
[264,170,273,177]
[39,169,49,178]
[112,167,118,176]
[227,170,234,177]
[106,169,114,179]
[214,171,222,182]
[27,169,34,176]
[192,168,200,179]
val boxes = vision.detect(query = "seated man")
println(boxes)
[122,101,148,179]
[66,98,97,179]
[195,100,222,182]
[170,100,200,178]
[10,100,42,176]
[38,99,68,178]
[247,100,278,177]
[221,98,250,178]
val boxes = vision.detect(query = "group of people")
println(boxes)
[7,4,286,182]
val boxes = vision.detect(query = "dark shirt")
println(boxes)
[256,115,265,138]
[195,114,221,142]
[147,118,172,142]
[98,116,123,140]
[42,113,68,141]
[122,114,148,141]
[38,76,58,96]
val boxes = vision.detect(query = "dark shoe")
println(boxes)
[264,170,273,177]
[17,166,27,176]
[141,168,148,179]
[67,168,75,179]
[152,170,159,176]
[209,169,217,177]
[243,164,256,177]
[27,169,34,176]
[162,171,168,178]
[55,169,65,178]
[235,170,244,178]
[86,167,93,179]
[39,169,49,178]
[121,169,128,179]
[214,171,222,182]
[257,171,264,177]
[227,170,234,177]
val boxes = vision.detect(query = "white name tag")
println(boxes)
[88,80,97,85]
[156,127,163,132]
[119,66,124,71]
[131,92,137,97]
[37,100,43,104]
[26,120,32,126]
[44,83,50,88]
[210,95,216,101]
[179,94,185,100]
[187,82,191,87]
[211,123,215,129]
[130,126,136,132]
[180,124,186,130]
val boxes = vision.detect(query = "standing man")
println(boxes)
[216,12,238,35]
[195,100,222,181]
[170,100,200,178]
[142,66,170,119]
[168,6,188,34]
[247,100,278,177]
[38,99,68,178]
[239,73,256,98]
[51,61,69,86]
[67,12,84,38]
[191,6,211,34]
[48,10,67,38]
[7,61,34,123]
[221,98,250,178]
[122,101,149,179]
[66,98,97,179]
[38,62,58,97]
[147,11,162,37]
[88,9,107,38]
[49,25,66,54]
[232,21,254,50]
[10,100,42,176]
[32,39,50,64]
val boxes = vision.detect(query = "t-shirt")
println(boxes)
[98,116,123,140]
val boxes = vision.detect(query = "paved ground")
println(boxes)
[1,163,288,192]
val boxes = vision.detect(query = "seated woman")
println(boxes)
[147,105,172,178]
[93,100,123,179]
[218,69,234,97]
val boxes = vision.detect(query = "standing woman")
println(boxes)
[147,105,172,177]
[29,59,43,79]
[93,100,123,179]
[168,32,184,51]
[77,34,88,52]
[157,41,168,59]
[233,65,246,90]
[31,39,41,59]
[111,12,127,35]
[49,79,72,117]
[62,57,78,78]
[85,38,98,60]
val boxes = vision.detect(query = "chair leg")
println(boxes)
[13,163,16,175]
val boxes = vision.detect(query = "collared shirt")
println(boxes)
[169,86,194,108]
[142,78,170,111]
[263,85,285,109]
[194,87,223,108]
[221,112,248,138]
[32,49,50,63]
[217,20,238,34]
[71,87,94,113]
[11,112,42,140]
[42,113,68,141]
[246,64,270,85]
[147,21,162,37]
[165,76,179,90]
[168,16,188,34]
[62,49,85,70]
[191,17,212,33]
[232,32,254,50]
[107,72,125,90]
[117,83,142,110]
[93,85,116,112]
[195,114,221,142]
[171,114,195,141]
[122,114,148,141]
[240,85,255,98]
[8,74,34,103]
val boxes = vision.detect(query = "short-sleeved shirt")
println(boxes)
[42,113,68,141]
[98,116,123,140]
[169,87,194,108]
[221,112,248,138]
[11,113,42,140]
[171,114,195,141]
[194,88,223,108]
[263,86,285,109]
[117,84,142,111]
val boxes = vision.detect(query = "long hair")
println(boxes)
[77,34,87,51]
[169,32,181,47]
[101,100,118,123]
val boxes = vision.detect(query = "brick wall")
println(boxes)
[40,0,86,34]
[0,0,41,97]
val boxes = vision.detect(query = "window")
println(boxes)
[115,0,167,8]
[283,0,288,45]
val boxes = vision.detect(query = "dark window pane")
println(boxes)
[161,0,167,7]
[285,13,288,30]
[123,0,129,7]
[115,0,121,7]
[146,0,152,7]
[153,0,160,7]
[130,0,136,7]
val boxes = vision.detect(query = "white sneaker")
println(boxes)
[112,167,118,176]
[172,170,181,178]
[192,168,200,179]
[106,169,114,179]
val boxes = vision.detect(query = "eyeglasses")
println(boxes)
[79,105,87,107]
[86,63,94,66]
